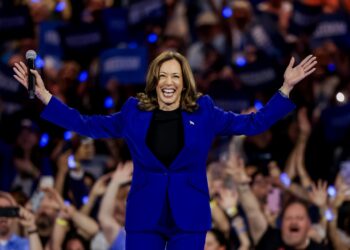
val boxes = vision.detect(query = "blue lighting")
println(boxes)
[35,56,45,69]
[235,56,247,67]
[327,63,336,72]
[31,0,41,3]
[147,33,158,44]
[82,196,89,204]
[222,6,233,18]
[64,131,73,141]
[254,100,264,111]
[325,208,334,221]
[128,41,138,49]
[39,133,49,148]
[64,200,71,206]
[78,71,88,83]
[104,97,114,109]
[55,1,66,12]
[280,173,291,187]
[68,155,76,169]
[327,186,337,197]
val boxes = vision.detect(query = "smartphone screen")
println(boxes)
[267,188,281,213]
[0,207,20,217]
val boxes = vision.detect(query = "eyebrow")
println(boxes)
[159,72,180,75]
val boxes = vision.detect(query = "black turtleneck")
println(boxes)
[146,108,184,167]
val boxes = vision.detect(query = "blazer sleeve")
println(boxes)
[40,96,135,139]
[204,91,296,136]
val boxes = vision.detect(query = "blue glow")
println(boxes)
[280,173,291,187]
[222,6,233,18]
[325,208,334,221]
[327,185,337,197]
[235,56,247,67]
[68,155,76,169]
[55,1,66,12]
[254,100,264,111]
[82,196,89,204]
[39,133,49,148]
[31,0,41,3]
[328,63,336,72]
[128,41,138,49]
[147,33,158,44]
[35,56,45,69]
[64,200,71,206]
[104,97,114,109]
[64,131,73,141]
[78,71,88,82]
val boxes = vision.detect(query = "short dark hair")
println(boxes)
[281,198,310,220]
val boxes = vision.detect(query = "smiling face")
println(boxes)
[156,59,184,111]
[281,202,310,248]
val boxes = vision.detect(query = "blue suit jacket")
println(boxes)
[41,92,295,232]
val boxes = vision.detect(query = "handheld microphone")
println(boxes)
[25,50,37,99]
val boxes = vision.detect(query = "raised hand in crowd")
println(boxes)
[308,180,328,209]
[19,207,44,250]
[80,173,112,215]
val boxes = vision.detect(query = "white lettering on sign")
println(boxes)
[239,68,276,86]
[104,57,141,72]
[313,21,347,38]
[65,33,101,47]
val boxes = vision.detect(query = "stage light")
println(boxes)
[35,56,45,69]
[64,131,73,141]
[147,33,158,44]
[327,185,336,197]
[78,71,88,83]
[254,100,263,111]
[55,1,66,12]
[222,7,233,18]
[104,97,114,109]
[39,133,49,147]
[235,56,246,67]
[336,92,345,103]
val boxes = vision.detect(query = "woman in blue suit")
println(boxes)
[13,51,317,250]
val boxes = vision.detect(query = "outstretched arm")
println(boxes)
[13,61,130,139]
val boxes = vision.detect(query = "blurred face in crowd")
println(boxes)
[16,127,39,151]
[36,194,59,237]
[0,197,14,240]
[282,203,311,248]
[204,231,225,250]
[65,238,85,250]
[251,173,271,204]
[156,59,184,111]
[74,139,95,162]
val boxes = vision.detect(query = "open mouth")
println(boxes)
[289,226,300,233]
[162,88,176,98]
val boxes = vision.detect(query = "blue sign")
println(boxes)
[39,21,65,59]
[101,8,129,47]
[311,12,350,49]
[99,47,148,85]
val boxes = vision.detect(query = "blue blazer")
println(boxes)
[41,92,295,232]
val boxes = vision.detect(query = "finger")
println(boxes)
[300,55,313,67]
[14,62,27,76]
[13,66,26,79]
[302,56,317,67]
[13,75,28,88]
[303,60,317,73]
[287,57,295,69]
[304,68,316,78]
[19,61,28,74]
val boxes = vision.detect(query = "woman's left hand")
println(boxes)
[281,55,317,96]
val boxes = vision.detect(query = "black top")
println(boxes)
[146,108,184,167]
[256,227,329,250]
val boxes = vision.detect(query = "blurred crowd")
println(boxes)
[0,0,350,249]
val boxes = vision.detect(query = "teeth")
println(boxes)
[162,89,175,93]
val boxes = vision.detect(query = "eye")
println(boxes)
[159,74,166,79]
[173,75,180,79]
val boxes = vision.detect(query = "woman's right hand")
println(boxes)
[13,61,52,104]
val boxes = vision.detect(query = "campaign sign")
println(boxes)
[128,0,165,27]
[321,102,350,142]
[39,21,65,59]
[311,12,350,49]
[288,1,322,35]
[99,47,148,85]
[233,55,282,91]
[0,63,26,113]
[0,6,34,41]
[101,8,129,47]
[59,23,105,65]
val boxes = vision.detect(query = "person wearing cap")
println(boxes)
[13,50,317,250]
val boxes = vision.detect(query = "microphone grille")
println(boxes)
[25,50,37,60]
